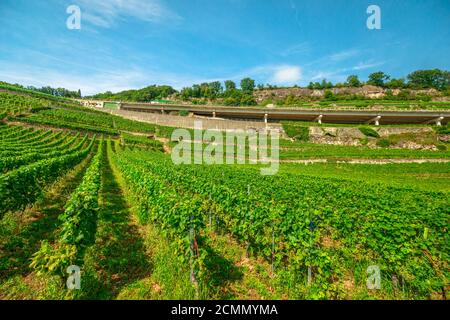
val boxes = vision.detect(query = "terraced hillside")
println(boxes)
[0,90,448,300]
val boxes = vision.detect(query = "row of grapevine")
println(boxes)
[1,127,36,141]
[0,91,51,115]
[31,139,104,274]
[0,133,87,173]
[0,131,65,151]
[0,136,96,217]
[109,141,207,294]
[120,133,164,151]
[12,115,119,135]
[116,147,449,298]
[0,132,69,152]
[0,129,54,147]
[0,132,79,158]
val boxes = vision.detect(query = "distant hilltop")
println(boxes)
[254,85,448,104]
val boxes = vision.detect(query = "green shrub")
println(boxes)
[359,127,380,138]
[377,139,391,147]
[360,137,368,145]
[416,94,432,102]
[179,110,189,117]
[283,124,309,141]
[240,94,257,106]
[436,144,447,151]
[434,125,450,135]
[223,97,240,106]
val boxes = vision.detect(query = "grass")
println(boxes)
[282,124,309,141]
[279,162,450,193]
[75,143,152,299]
[108,141,197,300]
[281,120,439,128]
[202,230,284,299]
[111,142,294,300]
[278,142,450,159]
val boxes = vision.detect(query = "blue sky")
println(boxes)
[0,0,449,95]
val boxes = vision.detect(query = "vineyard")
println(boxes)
[0,90,449,300]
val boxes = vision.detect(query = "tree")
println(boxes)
[367,71,390,87]
[407,69,450,90]
[180,87,193,100]
[224,80,236,91]
[240,94,257,106]
[307,82,314,90]
[346,75,362,87]
[187,84,201,98]
[321,79,333,89]
[312,82,322,90]
[208,81,223,97]
[240,78,255,93]
[386,78,406,89]
[324,90,334,99]
[223,96,240,106]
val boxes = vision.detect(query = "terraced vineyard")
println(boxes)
[111,146,449,299]
[0,90,449,300]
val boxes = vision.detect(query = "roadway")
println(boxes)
[119,102,449,125]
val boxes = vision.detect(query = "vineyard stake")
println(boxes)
[189,215,199,298]
[209,209,212,230]
[271,230,275,274]
[307,267,312,286]
[307,216,314,286]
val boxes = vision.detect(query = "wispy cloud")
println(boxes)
[76,0,182,28]
[307,60,385,83]
[310,71,339,81]
[289,0,302,29]
[328,49,360,62]
[352,61,385,70]
[279,42,310,57]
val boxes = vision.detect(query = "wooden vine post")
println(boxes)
[189,214,199,298]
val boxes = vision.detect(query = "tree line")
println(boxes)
[90,85,176,102]
[178,78,257,106]
[0,82,82,98]
[27,86,82,98]
[177,69,448,105]
[307,69,449,90]
[2,68,447,105]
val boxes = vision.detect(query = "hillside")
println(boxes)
[254,85,449,103]
[0,89,448,300]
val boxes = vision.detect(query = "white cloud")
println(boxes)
[76,0,182,28]
[272,66,301,84]
[225,64,302,86]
